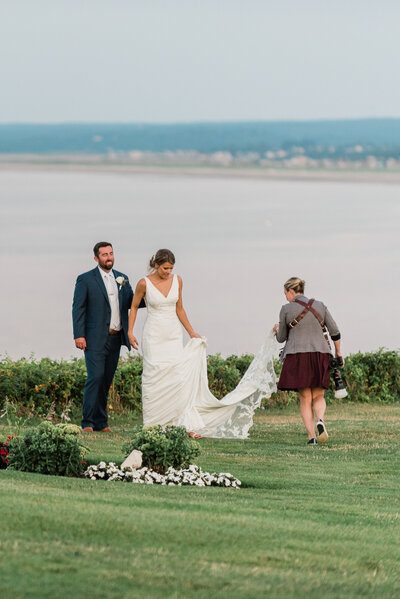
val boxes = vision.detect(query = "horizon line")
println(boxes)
[1,116,400,126]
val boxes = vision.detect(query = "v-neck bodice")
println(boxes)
[142,274,181,363]
[144,274,179,316]
[146,275,175,299]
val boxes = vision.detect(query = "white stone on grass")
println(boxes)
[120,449,143,470]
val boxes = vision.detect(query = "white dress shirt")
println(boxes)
[98,266,122,331]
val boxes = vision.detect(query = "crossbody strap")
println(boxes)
[289,298,331,350]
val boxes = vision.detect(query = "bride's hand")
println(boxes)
[273,324,279,335]
[128,333,139,350]
[190,332,202,339]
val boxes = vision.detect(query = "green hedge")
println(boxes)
[0,349,399,418]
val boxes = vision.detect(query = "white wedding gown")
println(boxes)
[141,274,277,438]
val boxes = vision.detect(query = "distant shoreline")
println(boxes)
[1,157,400,184]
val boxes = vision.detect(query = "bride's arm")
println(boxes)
[176,276,201,338]
[128,278,146,349]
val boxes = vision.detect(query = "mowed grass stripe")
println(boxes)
[0,403,399,598]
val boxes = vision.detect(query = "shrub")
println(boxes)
[225,353,254,377]
[109,354,143,413]
[340,349,400,402]
[206,354,243,398]
[7,421,87,477]
[0,355,87,418]
[123,425,201,474]
[0,354,142,417]
[0,349,399,417]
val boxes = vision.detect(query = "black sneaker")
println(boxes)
[307,438,317,445]
[317,419,329,443]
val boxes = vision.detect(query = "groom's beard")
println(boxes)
[98,258,114,271]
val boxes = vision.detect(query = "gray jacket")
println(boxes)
[276,295,340,357]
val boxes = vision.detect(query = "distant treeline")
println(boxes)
[1,119,400,158]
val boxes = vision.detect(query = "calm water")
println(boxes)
[1,169,399,360]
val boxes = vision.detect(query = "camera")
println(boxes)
[329,357,348,399]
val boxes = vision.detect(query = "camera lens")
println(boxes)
[332,369,348,399]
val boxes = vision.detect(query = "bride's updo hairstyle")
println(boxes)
[149,249,176,269]
[284,277,305,294]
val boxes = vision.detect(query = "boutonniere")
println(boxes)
[115,276,126,291]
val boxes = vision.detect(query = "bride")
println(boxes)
[128,249,277,438]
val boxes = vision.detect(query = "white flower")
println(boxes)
[115,276,126,290]
[84,461,241,488]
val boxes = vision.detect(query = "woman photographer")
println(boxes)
[273,277,343,445]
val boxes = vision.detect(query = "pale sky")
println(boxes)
[0,0,399,123]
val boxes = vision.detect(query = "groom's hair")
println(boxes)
[93,241,113,257]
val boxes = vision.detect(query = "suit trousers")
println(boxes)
[82,332,122,430]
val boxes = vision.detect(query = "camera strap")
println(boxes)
[289,298,332,350]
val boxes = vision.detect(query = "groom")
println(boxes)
[72,242,144,432]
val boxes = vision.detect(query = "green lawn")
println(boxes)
[1,404,399,599]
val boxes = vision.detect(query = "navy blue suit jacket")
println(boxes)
[72,267,144,351]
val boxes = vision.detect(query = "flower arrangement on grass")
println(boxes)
[84,462,241,488]
[122,425,201,473]
[2,422,241,488]
[85,426,241,487]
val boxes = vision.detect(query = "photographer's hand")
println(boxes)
[333,339,344,366]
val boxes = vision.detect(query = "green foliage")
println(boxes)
[7,421,87,477]
[207,353,254,399]
[206,353,243,398]
[123,425,201,473]
[0,349,399,418]
[0,397,33,434]
[341,349,400,402]
[0,355,87,418]
[109,353,143,413]
[225,353,254,376]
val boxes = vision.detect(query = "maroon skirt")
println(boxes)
[278,352,331,391]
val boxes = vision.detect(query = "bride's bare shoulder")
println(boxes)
[136,277,147,290]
